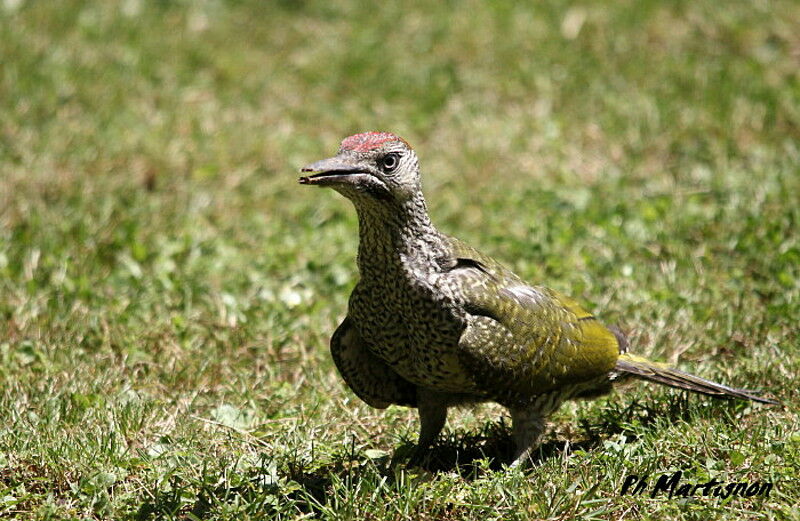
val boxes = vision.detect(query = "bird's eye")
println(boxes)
[381,153,400,172]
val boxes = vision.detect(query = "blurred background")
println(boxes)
[0,0,798,519]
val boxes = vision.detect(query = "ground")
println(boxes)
[0,0,798,519]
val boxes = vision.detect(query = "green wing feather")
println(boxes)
[443,236,777,405]
[444,236,621,397]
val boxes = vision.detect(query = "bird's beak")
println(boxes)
[298,156,370,186]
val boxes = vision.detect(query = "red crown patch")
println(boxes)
[340,132,408,153]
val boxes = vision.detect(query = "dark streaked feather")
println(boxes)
[615,354,778,405]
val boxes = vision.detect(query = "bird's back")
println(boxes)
[439,236,622,403]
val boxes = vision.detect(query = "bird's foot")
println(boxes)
[508,447,539,469]
[406,444,432,468]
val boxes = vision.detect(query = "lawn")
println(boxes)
[1,0,798,519]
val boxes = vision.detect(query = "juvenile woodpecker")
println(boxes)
[299,132,776,466]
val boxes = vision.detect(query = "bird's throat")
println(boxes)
[352,192,444,278]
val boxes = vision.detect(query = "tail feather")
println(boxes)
[615,353,778,405]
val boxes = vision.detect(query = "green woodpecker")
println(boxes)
[299,132,776,466]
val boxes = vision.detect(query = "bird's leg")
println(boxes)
[408,388,448,464]
[418,400,447,449]
[509,408,546,467]
[509,395,562,468]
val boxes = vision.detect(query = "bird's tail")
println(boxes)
[614,353,778,405]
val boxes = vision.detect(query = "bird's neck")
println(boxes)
[352,192,445,279]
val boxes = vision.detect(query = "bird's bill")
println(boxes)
[298,156,371,186]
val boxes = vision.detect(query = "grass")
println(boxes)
[1,0,799,519]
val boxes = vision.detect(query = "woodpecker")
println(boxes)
[299,131,776,466]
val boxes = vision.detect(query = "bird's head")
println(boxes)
[299,132,420,203]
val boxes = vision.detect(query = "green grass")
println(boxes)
[1,0,799,519]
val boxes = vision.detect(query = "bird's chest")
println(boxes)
[348,268,474,391]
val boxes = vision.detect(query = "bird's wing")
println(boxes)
[444,236,621,397]
[331,317,417,409]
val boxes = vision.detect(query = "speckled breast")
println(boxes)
[348,272,478,393]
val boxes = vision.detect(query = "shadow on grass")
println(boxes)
[386,420,602,474]
[135,394,754,519]
[407,391,757,474]
[133,423,548,519]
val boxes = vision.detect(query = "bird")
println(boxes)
[298,131,777,467]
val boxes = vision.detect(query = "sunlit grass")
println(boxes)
[1,0,798,519]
